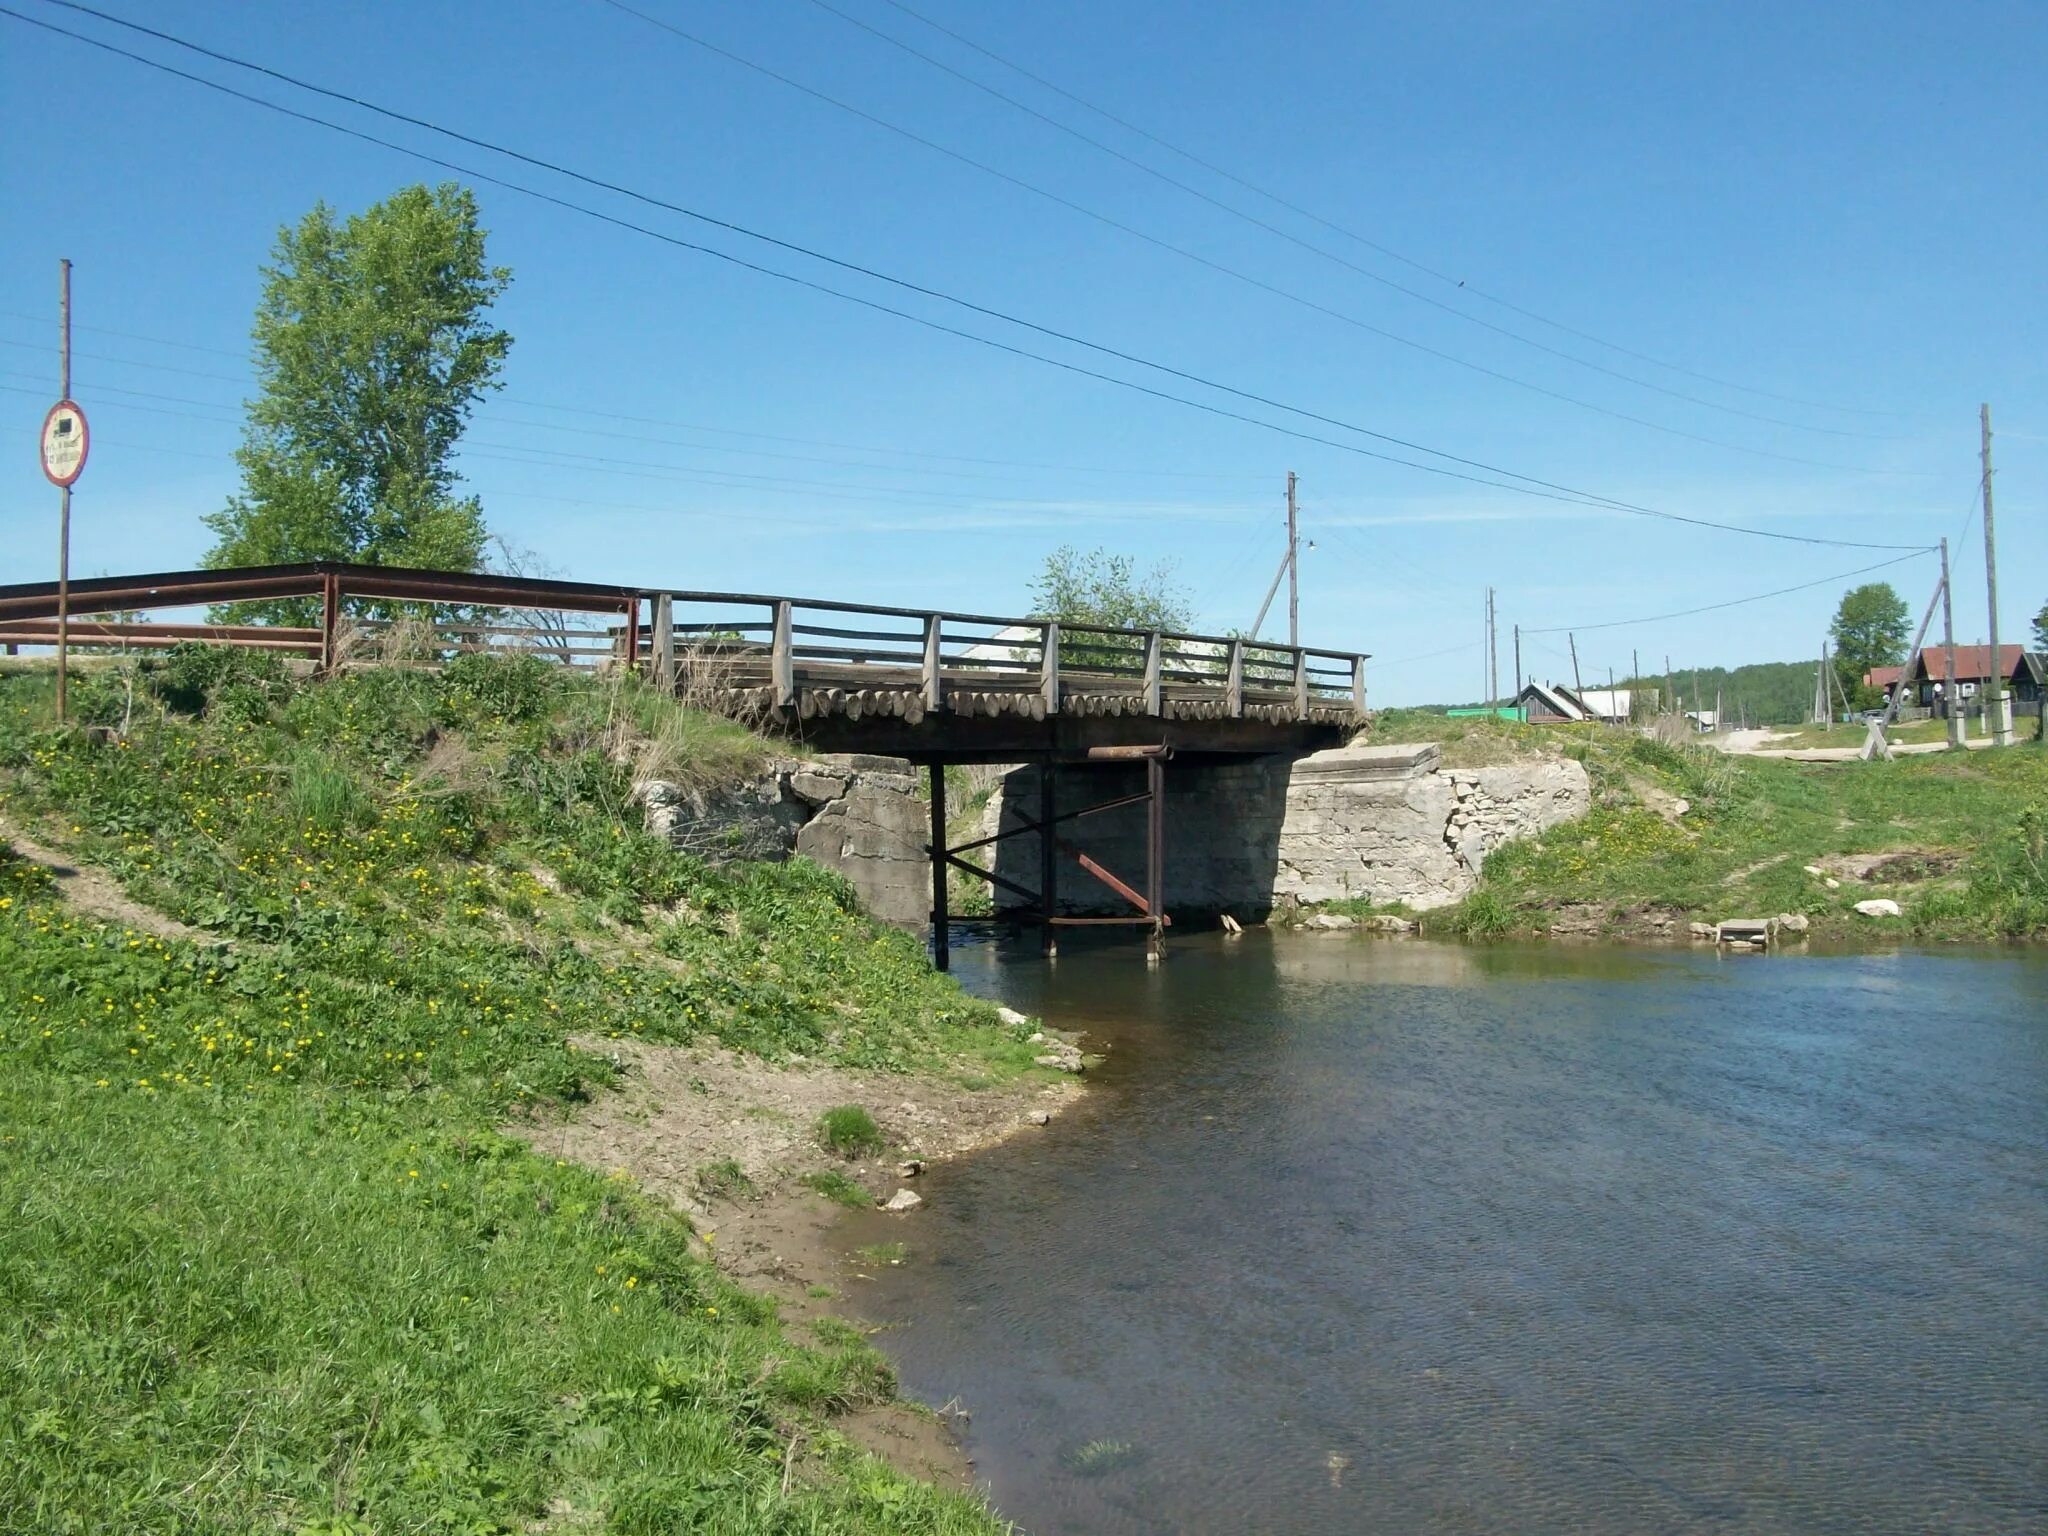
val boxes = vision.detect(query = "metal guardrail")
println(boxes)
[0,561,1370,723]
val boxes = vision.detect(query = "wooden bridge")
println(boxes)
[0,561,1367,758]
[0,561,1371,964]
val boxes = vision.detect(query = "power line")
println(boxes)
[869,0,1907,421]
[0,379,1264,522]
[0,2,1931,551]
[0,328,1276,482]
[598,0,1898,463]
[1521,549,1932,635]
[797,0,1902,446]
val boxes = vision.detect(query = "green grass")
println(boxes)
[856,1242,909,1267]
[0,650,1031,1533]
[802,1170,875,1210]
[816,1104,885,1159]
[1402,719,2048,941]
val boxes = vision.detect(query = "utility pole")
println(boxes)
[55,259,72,722]
[1485,587,1500,709]
[1286,469,1299,650]
[1940,537,1961,748]
[1513,624,1522,719]
[1568,632,1585,708]
[1666,655,1675,722]
[1980,405,2010,745]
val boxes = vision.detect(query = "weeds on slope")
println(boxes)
[0,650,1027,1534]
[1375,717,2048,941]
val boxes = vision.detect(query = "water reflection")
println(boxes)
[842,935,2048,1535]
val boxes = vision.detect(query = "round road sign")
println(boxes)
[41,399,89,487]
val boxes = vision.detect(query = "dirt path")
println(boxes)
[0,813,211,943]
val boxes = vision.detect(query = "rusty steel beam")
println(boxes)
[0,620,321,645]
[1084,743,1174,760]
[1074,850,1150,913]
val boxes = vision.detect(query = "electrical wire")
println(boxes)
[599,0,1898,462]
[0,2,1935,551]
[0,379,1264,522]
[869,0,1907,420]
[1520,549,1933,635]
[799,0,1903,442]
[31,1,1902,466]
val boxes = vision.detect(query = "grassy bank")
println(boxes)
[0,650,1025,1533]
[1361,711,2048,942]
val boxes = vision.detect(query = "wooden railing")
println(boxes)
[0,561,1369,724]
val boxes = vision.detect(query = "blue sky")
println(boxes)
[2,0,2042,705]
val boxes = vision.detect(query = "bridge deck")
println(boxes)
[0,560,1368,758]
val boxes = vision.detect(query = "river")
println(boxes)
[837,933,2047,1535]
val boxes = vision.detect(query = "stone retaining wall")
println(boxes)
[988,742,1588,916]
[639,754,930,926]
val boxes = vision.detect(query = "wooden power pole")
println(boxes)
[1286,469,1299,649]
[55,259,72,722]
[1568,632,1585,707]
[1940,536,1962,749]
[1486,587,1499,708]
[1980,405,2010,745]
[1513,624,1522,718]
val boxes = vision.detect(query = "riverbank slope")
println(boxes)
[1335,713,2048,942]
[0,652,1042,1532]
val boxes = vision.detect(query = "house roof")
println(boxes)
[1906,645,2044,684]
[1865,665,1905,688]
[1574,688,1632,718]
[1515,680,1585,719]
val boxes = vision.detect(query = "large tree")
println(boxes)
[1830,581,1911,708]
[204,183,511,622]
[2033,599,2047,654]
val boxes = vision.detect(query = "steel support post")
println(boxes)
[1146,754,1165,963]
[929,762,949,972]
[1039,760,1058,957]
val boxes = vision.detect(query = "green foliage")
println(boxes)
[801,1170,874,1209]
[2033,599,2047,654]
[1028,546,1189,632]
[816,1104,885,1158]
[204,184,512,622]
[856,1242,909,1266]
[1830,582,1912,708]
[156,641,292,721]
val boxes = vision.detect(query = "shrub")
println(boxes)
[436,652,560,727]
[817,1105,884,1158]
[154,642,289,720]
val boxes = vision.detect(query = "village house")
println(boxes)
[1876,646,2046,718]
[1511,681,1635,725]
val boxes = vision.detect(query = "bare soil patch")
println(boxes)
[0,813,211,944]
[515,1035,1081,1492]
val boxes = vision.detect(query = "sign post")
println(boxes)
[40,260,87,720]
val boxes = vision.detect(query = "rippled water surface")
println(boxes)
[837,935,2047,1535]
